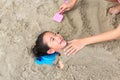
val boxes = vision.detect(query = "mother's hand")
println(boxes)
[64,39,86,56]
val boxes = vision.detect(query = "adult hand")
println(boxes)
[59,2,74,13]
[64,39,87,56]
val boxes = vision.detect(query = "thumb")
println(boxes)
[59,7,66,13]
[67,40,73,43]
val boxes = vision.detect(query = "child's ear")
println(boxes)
[47,49,55,54]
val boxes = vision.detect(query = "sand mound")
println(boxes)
[0,0,120,80]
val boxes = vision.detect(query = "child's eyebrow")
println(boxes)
[50,33,54,43]
[50,36,53,43]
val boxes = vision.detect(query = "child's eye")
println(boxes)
[52,38,55,41]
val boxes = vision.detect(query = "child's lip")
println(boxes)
[60,38,65,44]
[60,38,63,44]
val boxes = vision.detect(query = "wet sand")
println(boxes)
[0,0,120,80]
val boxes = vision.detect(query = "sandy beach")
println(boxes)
[0,0,120,80]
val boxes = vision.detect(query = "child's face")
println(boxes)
[43,32,67,51]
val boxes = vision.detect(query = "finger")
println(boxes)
[65,8,70,11]
[64,44,72,51]
[67,40,73,43]
[59,5,64,10]
[108,8,114,15]
[65,47,73,55]
[108,9,112,14]
[59,7,66,14]
[59,6,63,13]
[72,49,79,55]
[59,9,63,14]
[66,48,77,56]
[62,10,65,13]
[65,47,75,55]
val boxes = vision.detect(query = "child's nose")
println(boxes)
[55,36,59,40]
[55,36,61,42]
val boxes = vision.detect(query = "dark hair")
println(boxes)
[32,31,50,59]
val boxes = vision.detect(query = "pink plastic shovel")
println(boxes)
[53,13,63,22]
[53,0,68,22]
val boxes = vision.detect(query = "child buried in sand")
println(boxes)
[32,31,67,69]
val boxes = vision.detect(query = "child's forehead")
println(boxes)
[44,31,61,38]
[45,31,57,36]
[45,32,53,36]
[43,32,53,42]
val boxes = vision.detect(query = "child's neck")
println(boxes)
[57,49,62,53]
[58,42,68,53]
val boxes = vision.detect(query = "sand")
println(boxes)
[0,0,120,80]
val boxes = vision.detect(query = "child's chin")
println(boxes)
[62,41,67,47]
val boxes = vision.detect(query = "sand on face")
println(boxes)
[0,0,120,80]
